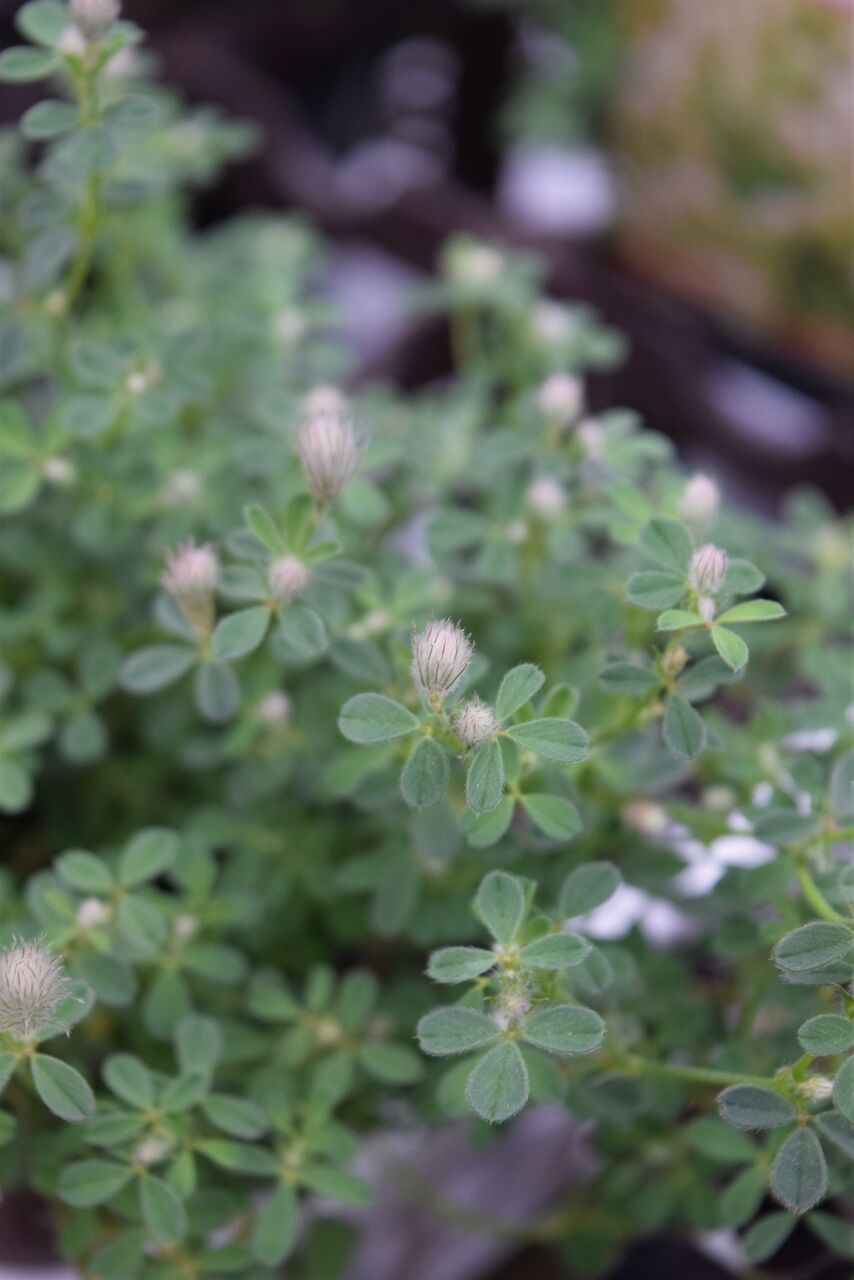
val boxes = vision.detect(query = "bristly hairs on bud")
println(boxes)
[0,938,75,1042]
[268,555,310,605]
[536,373,584,429]
[296,409,360,508]
[70,0,120,41]
[689,544,728,595]
[454,697,497,747]
[161,540,219,637]
[411,618,474,703]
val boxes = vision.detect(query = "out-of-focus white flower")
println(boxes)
[70,0,119,41]
[126,360,160,396]
[268,555,310,605]
[531,300,573,346]
[274,308,307,346]
[411,618,474,699]
[622,799,667,837]
[301,385,348,419]
[698,596,716,623]
[255,691,292,727]
[690,544,728,594]
[799,1075,834,1102]
[173,915,198,944]
[445,240,504,287]
[133,1134,175,1166]
[454,697,497,746]
[679,473,720,528]
[577,418,605,461]
[76,898,109,929]
[43,457,76,487]
[160,470,202,508]
[506,518,529,546]
[162,541,219,634]
[526,476,567,519]
[296,411,359,506]
[536,373,583,428]
[0,939,73,1041]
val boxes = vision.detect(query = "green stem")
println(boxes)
[794,861,846,924]
[622,1053,787,1093]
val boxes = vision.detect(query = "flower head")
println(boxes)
[536,373,583,428]
[411,618,474,699]
[526,476,567,520]
[268,555,310,605]
[70,0,120,41]
[689,544,728,595]
[577,418,605,461]
[679,473,720,527]
[296,411,359,507]
[255,691,292,727]
[799,1075,834,1103]
[162,540,219,634]
[0,939,74,1041]
[454,697,497,747]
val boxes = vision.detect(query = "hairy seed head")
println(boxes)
[454,697,497,747]
[411,619,474,699]
[0,939,74,1041]
[296,412,359,506]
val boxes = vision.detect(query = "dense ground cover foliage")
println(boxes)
[0,3,851,1275]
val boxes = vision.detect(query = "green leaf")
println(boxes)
[832,1055,854,1122]
[55,849,113,894]
[400,737,449,810]
[283,493,315,549]
[521,1004,605,1055]
[798,1014,854,1056]
[176,1015,222,1078]
[656,609,702,631]
[743,1213,795,1263]
[0,46,58,81]
[417,1007,499,1056]
[139,1175,187,1245]
[711,625,748,672]
[627,570,686,610]
[817,1111,854,1159]
[58,1159,133,1207]
[466,739,505,813]
[119,827,177,888]
[17,1,69,45]
[195,1140,279,1176]
[724,558,765,594]
[663,693,706,759]
[505,718,588,763]
[463,795,515,848]
[212,607,270,661]
[495,663,544,721]
[597,662,660,696]
[103,1054,155,1110]
[202,1095,268,1140]
[195,662,239,723]
[427,946,497,983]
[160,1071,208,1113]
[521,793,582,841]
[773,922,854,973]
[770,1127,827,1214]
[276,604,327,660]
[338,693,418,744]
[717,599,786,624]
[300,1166,373,1206]
[31,1054,94,1122]
[358,1041,424,1084]
[476,870,525,945]
[717,1085,796,1130]
[252,1183,297,1266]
[718,1165,766,1228]
[88,1229,147,1280]
[120,644,195,694]
[244,503,286,553]
[639,518,693,575]
[465,1040,529,1123]
[559,861,621,916]
[0,1053,17,1094]
[518,932,590,970]
[20,98,78,140]
[58,393,116,437]
[686,1117,755,1163]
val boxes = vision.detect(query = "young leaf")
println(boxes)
[0,46,58,81]
[505,718,588,763]
[120,644,195,694]
[743,1213,795,1263]
[770,1127,827,1214]
[139,1175,187,1245]
[559,861,621,916]
[475,870,525,945]
[58,1159,133,1207]
[663,694,706,759]
[276,604,327,660]
[55,849,113,894]
[723,559,765,594]
[300,1166,372,1206]
[495,663,544,721]
[400,738,449,810]
[244,504,286,554]
[463,795,515,848]
[832,1055,854,1122]
[711,626,748,672]
[201,1095,268,1140]
[466,739,505,813]
[773,922,854,973]
[252,1183,298,1266]
[627,570,686,610]
[338,693,418,743]
[417,1007,499,1056]
[465,1040,529,1123]
[212,606,270,661]
[717,1085,796,1130]
[521,1004,604,1055]
[817,1111,854,1158]
[639,518,693,575]
[520,793,582,841]
[797,1014,854,1056]
[31,1055,95,1122]
[656,609,702,632]
[597,662,660,696]
[717,599,786,625]
[427,946,497,984]
[119,827,177,888]
[103,1054,155,1110]
[195,662,240,722]
[518,932,590,970]
[358,1042,424,1084]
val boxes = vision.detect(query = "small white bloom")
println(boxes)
[799,1075,834,1103]
[349,608,392,641]
[296,412,359,506]
[71,0,120,40]
[255,691,292,727]
[268,555,310,605]
[698,596,716,623]
[531,300,572,346]
[76,898,109,929]
[133,1134,174,1166]
[44,288,68,316]
[454,697,497,746]
[0,939,73,1041]
[536,373,583,427]
[126,360,160,396]
[492,985,530,1030]
[690,544,728,595]
[446,240,504,286]
[526,476,567,519]
[301,385,348,418]
[577,418,605,461]
[411,618,474,699]
[506,518,529,546]
[42,457,76,487]
[173,915,198,943]
[622,799,667,837]
[679,473,720,527]
[161,469,202,508]
[274,307,306,346]
[162,541,219,629]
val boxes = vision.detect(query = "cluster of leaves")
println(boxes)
[0,3,851,1277]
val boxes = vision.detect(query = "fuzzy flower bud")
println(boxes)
[536,373,583,428]
[0,939,74,1041]
[689,544,728,595]
[531,300,573,346]
[411,618,474,699]
[296,412,359,507]
[162,540,219,635]
[173,915,198,944]
[622,799,667,837]
[526,476,567,520]
[274,307,306,346]
[160,469,202,508]
[255,691,292,727]
[445,239,504,287]
[577,418,605,461]
[698,596,716,623]
[133,1134,174,1167]
[799,1075,834,1103]
[662,645,688,678]
[454,697,497,747]
[70,0,120,41]
[42,457,76,487]
[76,898,109,929]
[679,473,720,527]
[268,555,310,605]
[301,385,349,418]
[493,984,531,1030]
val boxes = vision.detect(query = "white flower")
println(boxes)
[42,457,76,487]
[255,691,292,726]
[799,1075,834,1102]
[536,373,583,427]
[76,898,109,929]
[274,308,306,345]
[296,412,359,506]
[162,541,219,632]
[679,473,720,527]
[506,518,529,546]
[454,697,497,746]
[301,385,348,418]
[622,799,667,837]
[173,915,198,943]
[133,1134,174,1166]
[71,0,120,40]
[577,418,605,461]
[493,985,531,1030]
[690,544,728,595]
[698,596,716,623]
[161,470,202,508]
[531,300,572,346]
[411,619,474,698]
[268,555,310,605]
[526,476,567,519]
[0,939,73,1041]
[446,240,504,286]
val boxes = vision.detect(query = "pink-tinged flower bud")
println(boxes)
[0,939,73,1041]
[531,300,573,346]
[577,418,605,461]
[697,596,716,623]
[255,691,292,726]
[690,544,728,594]
[679,473,720,527]
[454,697,497,746]
[76,898,109,929]
[301,385,348,419]
[70,0,120,41]
[296,412,359,507]
[162,540,219,636]
[268,555,310,605]
[536,374,583,427]
[411,618,474,699]
[526,476,567,520]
